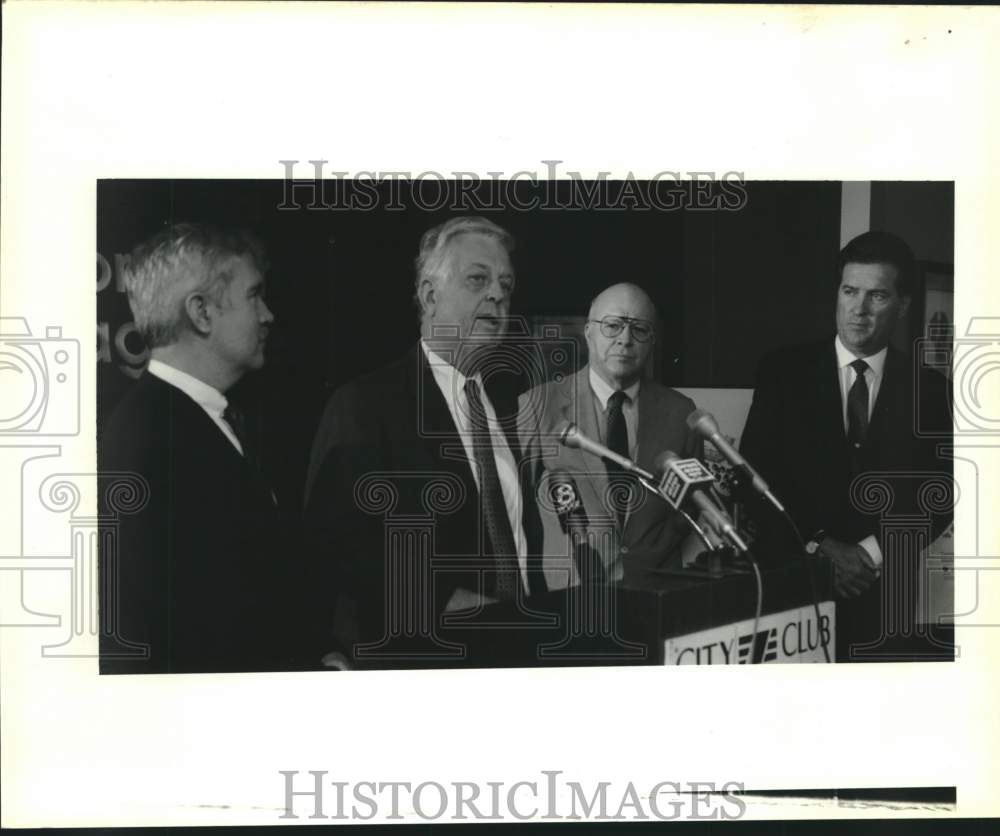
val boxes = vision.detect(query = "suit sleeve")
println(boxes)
[302,383,391,653]
[916,366,954,543]
[304,383,387,573]
[514,388,548,589]
[98,416,169,672]
[739,351,799,553]
[516,389,544,490]
[739,350,783,487]
[862,366,954,557]
[304,386,347,506]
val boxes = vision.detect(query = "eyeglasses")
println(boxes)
[588,316,655,343]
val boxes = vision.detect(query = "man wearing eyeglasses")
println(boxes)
[519,283,703,588]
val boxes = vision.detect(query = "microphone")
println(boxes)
[556,422,718,552]
[546,469,605,586]
[653,450,749,553]
[557,421,654,481]
[685,409,785,513]
[547,469,589,536]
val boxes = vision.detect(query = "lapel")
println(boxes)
[408,343,456,437]
[144,373,244,466]
[809,339,849,449]
[483,370,524,465]
[810,338,904,454]
[406,343,492,491]
[147,373,277,505]
[635,381,672,474]
[867,346,904,447]
[627,380,671,540]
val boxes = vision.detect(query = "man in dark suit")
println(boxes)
[304,217,544,669]
[518,283,703,588]
[99,223,303,673]
[740,231,953,662]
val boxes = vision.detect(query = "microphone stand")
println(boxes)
[635,474,718,554]
[727,469,832,663]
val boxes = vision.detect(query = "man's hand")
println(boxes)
[819,537,879,598]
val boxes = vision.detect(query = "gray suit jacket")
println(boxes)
[518,367,702,589]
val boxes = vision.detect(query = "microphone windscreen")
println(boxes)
[547,469,583,517]
[652,449,680,477]
[653,451,716,510]
[686,408,719,436]
[545,468,587,533]
[556,421,579,448]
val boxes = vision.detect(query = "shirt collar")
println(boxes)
[835,335,887,378]
[588,365,640,410]
[147,358,228,416]
[420,340,484,399]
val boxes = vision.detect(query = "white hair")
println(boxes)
[413,216,515,316]
[124,223,267,348]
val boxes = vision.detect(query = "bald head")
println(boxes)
[585,283,657,390]
[588,283,656,322]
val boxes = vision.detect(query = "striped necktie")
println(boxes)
[464,379,521,601]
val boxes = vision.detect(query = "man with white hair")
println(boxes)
[99,222,298,673]
[305,216,543,668]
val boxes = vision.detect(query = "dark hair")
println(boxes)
[837,230,917,297]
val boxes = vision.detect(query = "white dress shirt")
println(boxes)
[588,366,641,461]
[421,342,528,591]
[832,336,888,571]
[146,359,243,455]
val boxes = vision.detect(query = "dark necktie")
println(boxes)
[222,403,252,458]
[464,379,521,601]
[606,390,631,529]
[223,403,276,505]
[606,390,630,463]
[846,358,870,448]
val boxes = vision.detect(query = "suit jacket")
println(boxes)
[98,372,303,674]
[518,367,703,588]
[739,338,953,660]
[304,343,544,668]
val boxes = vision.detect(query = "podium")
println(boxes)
[414,556,836,668]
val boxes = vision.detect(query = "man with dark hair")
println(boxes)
[837,229,917,298]
[740,230,953,662]
[100,223,303,673]
[304,216,543,669]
